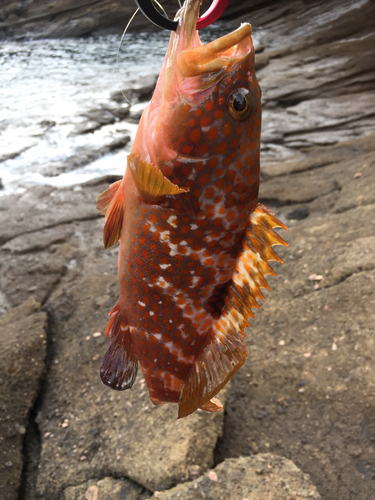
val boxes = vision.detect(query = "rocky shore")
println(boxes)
[1,1,375,499]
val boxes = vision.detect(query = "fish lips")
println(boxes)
[178,23,253,97]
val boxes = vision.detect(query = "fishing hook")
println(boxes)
[134,0,230,31]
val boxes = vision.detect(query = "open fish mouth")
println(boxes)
[174,0,253,88]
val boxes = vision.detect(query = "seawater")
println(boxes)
[0,26,256,195]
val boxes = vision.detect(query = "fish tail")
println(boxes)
[178,203,288,418]
[100,303,138,391]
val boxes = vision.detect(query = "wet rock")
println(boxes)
[0,296,47,500]
[39,132,130,177]
[0,0,180,39]
[64,476,150,500]
[151,454,321,499]
[35,274,228,498]
[72,104,131,135]
[110,75,158,105]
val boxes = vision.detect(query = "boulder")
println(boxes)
[150,454,321,500]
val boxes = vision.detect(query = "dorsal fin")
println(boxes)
[128,154,189,200]
[100,303,138,391]
[98,181,124,250]
[178,203,288,418]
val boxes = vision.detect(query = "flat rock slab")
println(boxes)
[151,454,320,500]
[0,296,47,500]
[36,274,227,497]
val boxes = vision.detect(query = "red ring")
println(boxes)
[196,0,230,30]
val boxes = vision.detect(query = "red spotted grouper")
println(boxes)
[97,0,288,418]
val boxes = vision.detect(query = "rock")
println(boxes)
[0,180,102,245]
[0,0,272,40]
[150,454,321,499]
[71,104,131,135]
[0,296,47,500]
[39,131,130,177]
[35,274,228,498]
[64,476,150,500]
[287,206,309,221]
[110,75,158,105]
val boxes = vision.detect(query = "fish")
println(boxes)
[97,0,288,418]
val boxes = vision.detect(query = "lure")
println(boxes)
[97,0,288,418]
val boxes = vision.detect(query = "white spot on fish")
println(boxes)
[138,301,146,307]
[149,311,154,316]
[167,215,177,228]
[156,276,169,288]
[160,264,169,269]
[190,224,198,230]
[160,230,170,242]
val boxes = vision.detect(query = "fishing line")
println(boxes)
[116,0,176,105]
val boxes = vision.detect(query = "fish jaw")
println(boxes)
[177,23,252,80]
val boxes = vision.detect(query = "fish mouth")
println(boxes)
[178,23,252,79]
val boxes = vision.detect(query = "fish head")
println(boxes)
[132,0,261,201]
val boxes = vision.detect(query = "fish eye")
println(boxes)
[228,88,253,122]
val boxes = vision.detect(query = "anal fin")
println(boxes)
[178,203,288,419]
[100,303,138,391]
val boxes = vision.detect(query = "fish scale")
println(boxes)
[96,0,288,418]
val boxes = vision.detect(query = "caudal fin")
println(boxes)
[100,303,138,391]
[178,203,288,418]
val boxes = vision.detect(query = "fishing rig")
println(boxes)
[134,0,230,30]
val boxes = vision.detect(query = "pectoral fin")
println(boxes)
[96,180,122,215]
[100,303,138,391]
[96,181,125,250]
[128,154,189,201]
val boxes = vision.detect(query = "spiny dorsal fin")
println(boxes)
[100,303,138,391]
[178,203,288,418]
[102,182,124,249]
[128,154,189,199]
[97,180,122,215]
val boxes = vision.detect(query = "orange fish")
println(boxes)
[97,0,287,418]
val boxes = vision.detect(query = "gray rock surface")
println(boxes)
[0,297,47,500]
[150,454,321,499]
